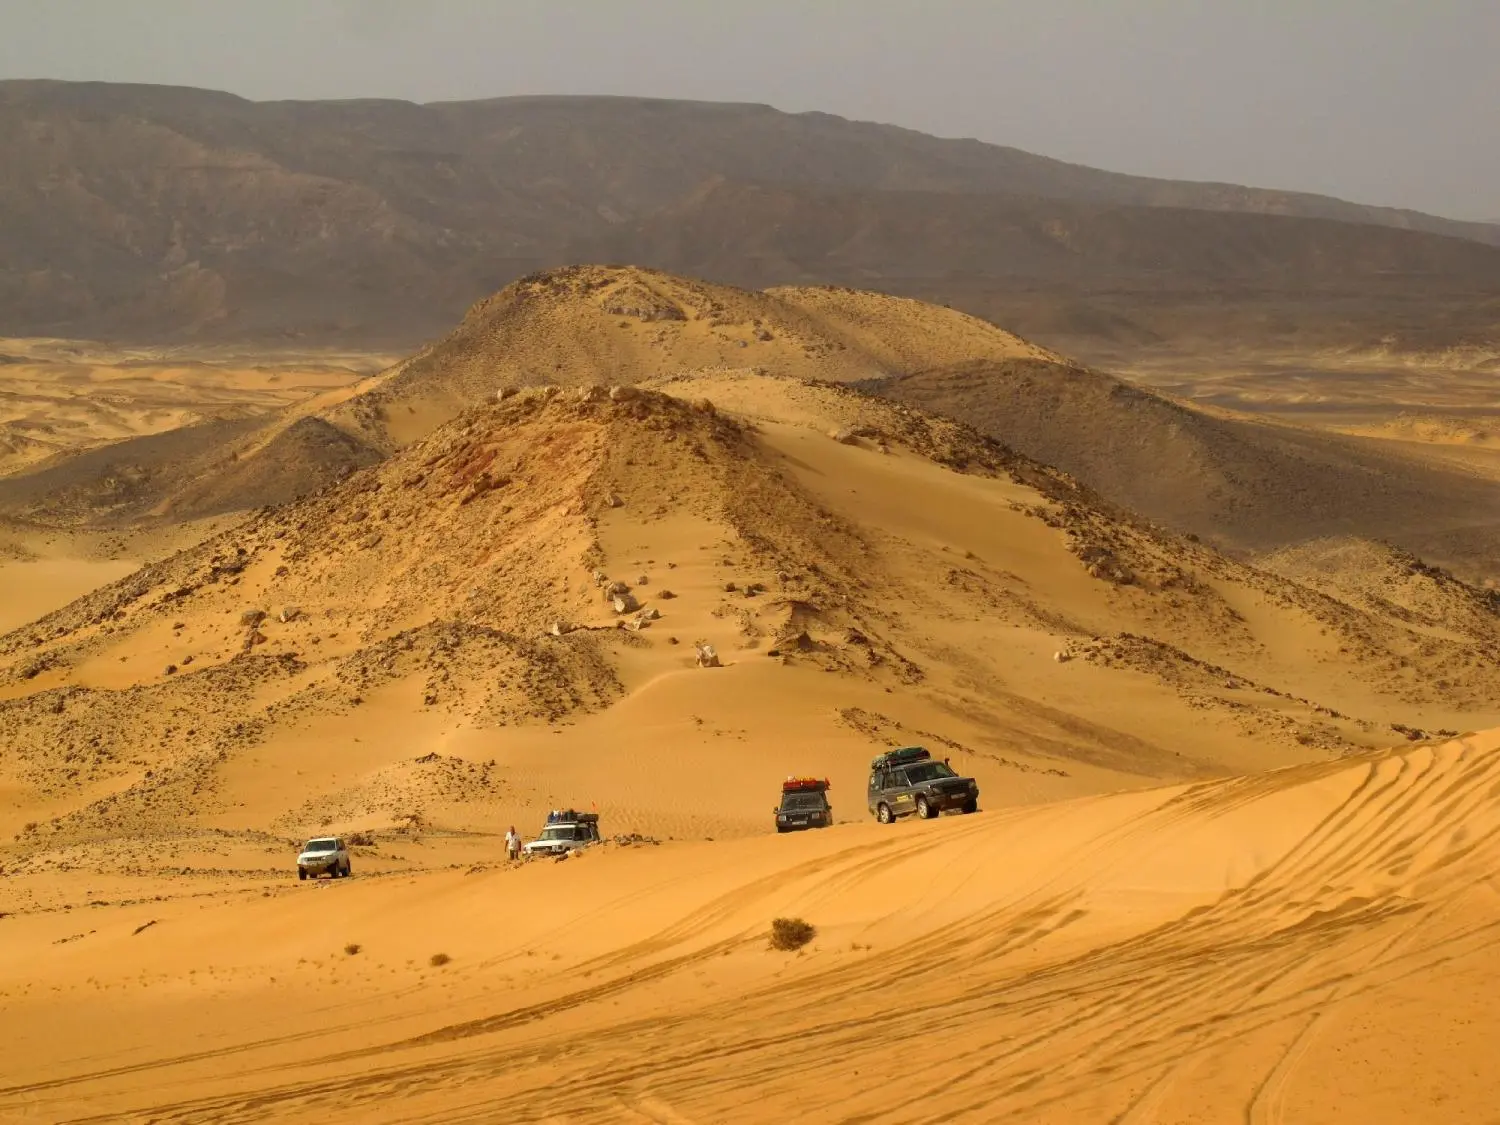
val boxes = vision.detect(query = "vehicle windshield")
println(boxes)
[904,762,958,784]
[304,839,338,852]
[781,792,828,811]
[540,825,579,841]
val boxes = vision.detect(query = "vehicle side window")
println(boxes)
[889,770,906,788]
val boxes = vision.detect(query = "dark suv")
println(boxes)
[867,746,978,823]
[775,777,832,832]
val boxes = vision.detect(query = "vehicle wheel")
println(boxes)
[776,825,787,834]
[962,800,978,815]
[915,796,936,819]
[876,803,894,824]
[298,868,307,881]
[341,862,352,877]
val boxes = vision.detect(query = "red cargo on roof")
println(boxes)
[782,776,831,793]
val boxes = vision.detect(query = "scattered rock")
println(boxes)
[279,606,302,623]
[164,664,178,676]
[239,609,267,627]
[605,492,624,508]
[612,593,639,615]
[695,643,721,668]
[658,589,677,600]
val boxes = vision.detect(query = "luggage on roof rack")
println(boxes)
[545,808,599,825]
[870,745,930,770]
[782,776,831,793]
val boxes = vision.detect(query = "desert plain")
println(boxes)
[1,266,1499,1125]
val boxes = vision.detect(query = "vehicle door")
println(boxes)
[867,769,887,814]
[889,769,917,814]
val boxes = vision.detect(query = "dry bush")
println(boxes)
[344,943,362,955]
[429,952,451,967]
[769,917,816,951]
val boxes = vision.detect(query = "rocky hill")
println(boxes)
[6,265,1497,593]
[867,358,1500,579]
[3,376,1498,858]
[331,265,1058,450]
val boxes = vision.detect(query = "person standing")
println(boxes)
[505,825,522,861]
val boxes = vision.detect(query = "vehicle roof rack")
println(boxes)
[870,745,930,769]
[782,776,831,792]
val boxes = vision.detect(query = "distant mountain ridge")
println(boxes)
[2,80,1499,345]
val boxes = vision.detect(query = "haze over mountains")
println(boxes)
[5,80,1500,354]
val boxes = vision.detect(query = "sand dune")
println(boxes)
[0,340,370,478]
[6,376,1500,852]
[3,731,1498,1122]
[868,358,1500,582]
[3,272,1499,1121]
[329,265,1058,451]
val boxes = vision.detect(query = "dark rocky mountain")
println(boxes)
[4,80,1500,348]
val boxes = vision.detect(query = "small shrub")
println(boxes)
[429,952,451,967]
[769,917,816,951]
[344,943,362,956]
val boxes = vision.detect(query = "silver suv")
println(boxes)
[297,836,352,880]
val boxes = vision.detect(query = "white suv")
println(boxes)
[524,815,601,857]
[297,836,351,880]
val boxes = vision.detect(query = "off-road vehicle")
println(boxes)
[774,777,832,832]
[297,836,351,880]
[524,811,601,857]
[867,746,978,823]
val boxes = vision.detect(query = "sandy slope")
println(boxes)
[3,372,1500,1122]
[5,376,1499,850]
[3,731,1498,1123]
[0,339,373,478]
[328,266,1058,451]
[868,359,1500,583]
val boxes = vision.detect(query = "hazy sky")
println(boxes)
[1,0,1495,221]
